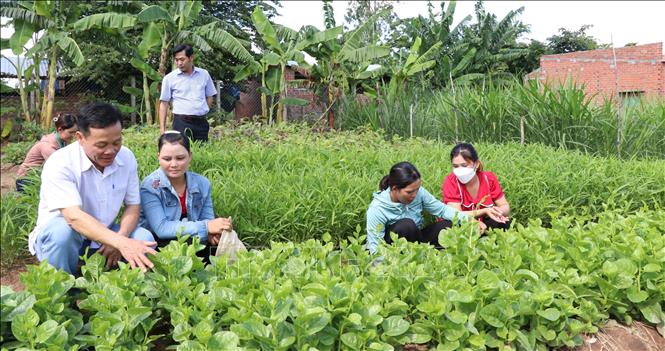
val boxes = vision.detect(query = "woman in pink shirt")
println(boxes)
[16,114,77,192]
[442,143,511,231]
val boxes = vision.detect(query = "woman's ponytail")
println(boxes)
[379,175,390,191]
[379,162,421,191]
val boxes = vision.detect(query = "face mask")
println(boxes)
[453,166,476,184]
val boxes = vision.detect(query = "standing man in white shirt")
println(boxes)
[159,44,216,142]
[29,102,157,274]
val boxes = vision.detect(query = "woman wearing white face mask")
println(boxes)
[442,143,511,231]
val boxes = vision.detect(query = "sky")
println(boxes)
[272,1,665,48]
[1,1,663,60]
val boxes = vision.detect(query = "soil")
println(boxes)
[571,320,665,351]
[0,162,29,292]
[0,256,36,292]
[1,163,20,195]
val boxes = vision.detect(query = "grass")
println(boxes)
[337,81,665,159]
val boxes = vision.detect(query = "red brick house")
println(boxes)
[234,65,324,121]
[527,42,664,103]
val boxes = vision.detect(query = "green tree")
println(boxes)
[1,1,136,127]
[344,0,398,45]
[196,0,280,85]
[510,39,549,75]
[392,1,470,88]
[304,10,391,127]
[236,6,343,123]
[455,0,529,83]
[547,25,602,54]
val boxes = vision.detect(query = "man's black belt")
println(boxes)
[174,113,206,120]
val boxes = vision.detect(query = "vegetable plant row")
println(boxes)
[2,208,663,350]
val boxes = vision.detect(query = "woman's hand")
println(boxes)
[208,234,220,246]
[482,207,509,223]
[208,217,234,235]
[478,220,487,234]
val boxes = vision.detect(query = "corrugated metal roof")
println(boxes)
[0,55,63,78]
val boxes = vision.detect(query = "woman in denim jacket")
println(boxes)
[139,131,232,247]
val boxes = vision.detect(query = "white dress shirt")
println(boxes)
[28,142,140,254]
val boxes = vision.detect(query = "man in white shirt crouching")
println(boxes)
[29,102,157,274]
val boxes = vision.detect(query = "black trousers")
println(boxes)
[15,178,32,193]
[384,218,453,248]
[484,217,512,231]
[173,114,209,142]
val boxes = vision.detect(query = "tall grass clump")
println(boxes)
[337,80,665,159]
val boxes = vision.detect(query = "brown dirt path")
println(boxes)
[0,162,31,291]
[1,163,20,195]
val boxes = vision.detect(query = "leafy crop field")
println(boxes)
[2,209,663,350]
[2,124,665,264]
[1,124,664,349]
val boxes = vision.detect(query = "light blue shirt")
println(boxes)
[365,187,468,254]
[160,66,216,116]
[139,168,214,242]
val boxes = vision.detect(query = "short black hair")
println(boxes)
[173,44,194,57]
[77,102,122,136]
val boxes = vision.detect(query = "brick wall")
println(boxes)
[234,66,325,121]
[530,42,664,102]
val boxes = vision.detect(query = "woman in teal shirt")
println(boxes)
[365,162,506,254]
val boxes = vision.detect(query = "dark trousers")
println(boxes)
[484,217,512,231]
[384,218,453,248]
[173,114,209,142]
[15,178,32,193]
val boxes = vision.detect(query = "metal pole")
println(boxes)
[216,80,222,113]
[409,103,414,138]
[611,34,622,159]
[450,71,458,143]
[130,76,136,124]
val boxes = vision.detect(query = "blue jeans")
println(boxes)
[34,216,155,274]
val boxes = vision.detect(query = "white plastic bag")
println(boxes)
[214,229,246,262]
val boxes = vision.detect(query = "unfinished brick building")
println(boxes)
[234,65,324,121]
[528,42,664,103]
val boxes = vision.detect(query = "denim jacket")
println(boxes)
[139,168,213,241]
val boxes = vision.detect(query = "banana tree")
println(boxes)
[1,1,136,127]
[134,0,255,124]
[384,37,442,99]
[235,6,343,123]
[1,36,32,122]
[303,10,391,128]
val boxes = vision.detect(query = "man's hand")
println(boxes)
[116,237,158,272]
[97,245,122,269]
